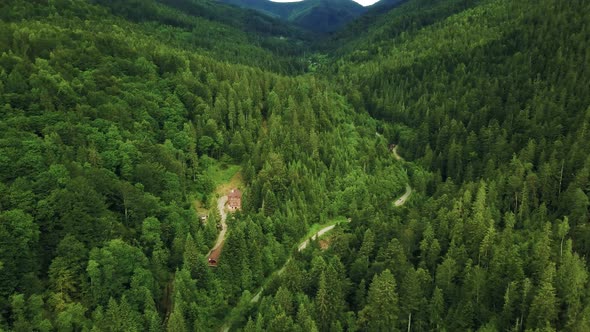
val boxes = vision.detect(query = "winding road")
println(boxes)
[298,224,338,251]
[248,180,412,309]
[395,184,412,207]
[250,221,347,307]
[392,145,412,206]
[221,146,412,330]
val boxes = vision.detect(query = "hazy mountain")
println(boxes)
[220,0,368,32]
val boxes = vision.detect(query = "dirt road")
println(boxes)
[391,145,411,206]
[395,184,412,207]
[207,195,228,261]
[297,224,337,251]
[252,221,348,305]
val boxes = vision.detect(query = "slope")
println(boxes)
[82,0,313,73]
[331,0,485,55]
[242,0,590,331]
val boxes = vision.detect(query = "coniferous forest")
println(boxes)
[0,0,589,331]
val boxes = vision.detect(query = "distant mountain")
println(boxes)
[219,0,367,33]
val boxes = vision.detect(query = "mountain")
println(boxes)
[220,0,368,32]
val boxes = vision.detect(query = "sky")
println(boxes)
[269,0,381,6]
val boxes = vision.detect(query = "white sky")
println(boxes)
[269,0,381,6]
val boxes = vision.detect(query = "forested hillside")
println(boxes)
[241,0,590,331]
[88,0,312,73]
[1,0,589,331]
[0,0,405,330]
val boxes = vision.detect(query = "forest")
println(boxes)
[0,0,589,331]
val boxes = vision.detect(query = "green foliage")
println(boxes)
[1,0,589,331]
[244,0,590,331]
[359,269,399,331]
[0,210,39,310]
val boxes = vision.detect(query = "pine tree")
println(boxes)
[315,272,332,331]
[359,269,399,331]
[527,264,558,330]
[167,292,188,332]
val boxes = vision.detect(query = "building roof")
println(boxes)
[228,188,242,198]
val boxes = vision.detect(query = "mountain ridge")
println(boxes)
[219,0,367,32]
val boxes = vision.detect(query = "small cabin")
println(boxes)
[227,188,242,211]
